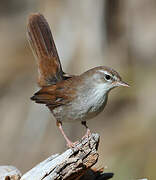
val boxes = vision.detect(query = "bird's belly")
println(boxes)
[84,96,107,120]
[52,94,108,122]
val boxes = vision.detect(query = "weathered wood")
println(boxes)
[21,133,99,180]
[0,133,115,179]
[0,135,149,180]
[0,166,21,180]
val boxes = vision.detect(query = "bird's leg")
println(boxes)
[81,121,91,138]
[56,121,78,148]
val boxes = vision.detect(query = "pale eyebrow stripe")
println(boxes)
[98,70,111,76]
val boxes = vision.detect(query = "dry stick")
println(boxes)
[0,132,147,180]
[0,133,102,180]
[0,166,21,180]
[21,133,99,180]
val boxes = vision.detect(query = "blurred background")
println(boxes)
[0,0,156,179]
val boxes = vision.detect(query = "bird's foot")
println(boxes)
[66,140,79,148]
[57,121,79,148]
[82,128,91,139]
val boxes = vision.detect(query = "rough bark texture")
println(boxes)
[0,166,21,180]
[0,133,147,179]
[21,133,99,180]
[0,133,114,180]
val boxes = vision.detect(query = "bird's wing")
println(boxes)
[30,77,81,110]
[27,13,70,87]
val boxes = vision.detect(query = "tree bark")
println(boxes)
[0,133,114,180]
[0,166,21,180]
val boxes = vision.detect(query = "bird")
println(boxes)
[27,13,129,147]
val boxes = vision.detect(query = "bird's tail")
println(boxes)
[27,13,65,86]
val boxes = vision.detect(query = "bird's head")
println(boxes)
[83,66,129,93]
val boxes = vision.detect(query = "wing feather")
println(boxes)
[31,77,80,109]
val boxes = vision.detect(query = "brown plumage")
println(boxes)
[31,76,80,109]
[27,13,129,147]
[27,13,71,87]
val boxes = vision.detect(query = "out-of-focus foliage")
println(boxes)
[0,1,155,179]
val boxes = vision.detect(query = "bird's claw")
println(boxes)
[82,128,91,139]
[66,140,79,148]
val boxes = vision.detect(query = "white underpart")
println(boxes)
[87,83,108,110]
[77,83,109,120]
[55,82,112,122]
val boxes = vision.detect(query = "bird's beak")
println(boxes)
[116,81,130,87]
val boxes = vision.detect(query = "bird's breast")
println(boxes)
[52,84,108,122]
[83,92,108,120]
[72,84,108,120]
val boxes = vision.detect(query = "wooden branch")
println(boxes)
[21,133,99,180]
[0,133,114,180]
[0,133,148,180]
[0,166,21,180]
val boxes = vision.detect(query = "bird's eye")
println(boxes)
[105,74,111,81]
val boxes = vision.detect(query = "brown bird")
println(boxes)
[27,13,129,147]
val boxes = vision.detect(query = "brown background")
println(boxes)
[0,1,156,179]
